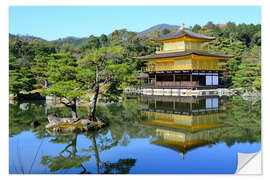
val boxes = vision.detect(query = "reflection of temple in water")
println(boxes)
[138,95,229,159]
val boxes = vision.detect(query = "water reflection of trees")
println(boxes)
[41,133,90,173]
[213,96,261,145]
[40,131,136,174]
[9,100,47,137]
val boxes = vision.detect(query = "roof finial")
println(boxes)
[180,23,185,30]
[179,152,185,160]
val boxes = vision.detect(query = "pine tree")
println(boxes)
[42,54,86,119]
[77,46,130,121]
[31,55,50,88]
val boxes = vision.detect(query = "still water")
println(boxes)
[9,95,261,174]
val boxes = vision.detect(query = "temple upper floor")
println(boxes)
[156,41,208,54]
[152,28,215,54]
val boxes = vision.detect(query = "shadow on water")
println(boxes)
[9,95,261,174]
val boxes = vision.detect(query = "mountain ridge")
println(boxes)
[9,23,180,45]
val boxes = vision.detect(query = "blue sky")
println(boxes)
[9,6,261,41]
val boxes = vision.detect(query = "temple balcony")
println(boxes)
[141,81,220,89]
[142,63,226,72]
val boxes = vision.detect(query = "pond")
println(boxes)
[9,95,261,174]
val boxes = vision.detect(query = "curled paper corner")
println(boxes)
[235,150,262,175]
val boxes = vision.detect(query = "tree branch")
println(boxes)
[60,97,73,108]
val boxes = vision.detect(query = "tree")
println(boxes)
[78,35,101,52]
[41,133,90,173]
[232,61,261,92]
[42,54,86,119]
[31,55,50,88]
[236,23,260,47]
[78,46,130,121]
[99,34,109,47]
[251,31,261,47]
[9,55,35,95]
[58,43,77,55]
[161,28,170,36]
[223,22,237,43]
[192,24,201,32]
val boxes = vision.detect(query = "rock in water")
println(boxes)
[31,121,41,128]
[46,115,107,133]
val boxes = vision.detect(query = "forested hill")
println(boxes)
[51,37,88,46]
[9,33,88,47]
[138,24,179,35]
[9,24,180,46]
[9,33,46,42]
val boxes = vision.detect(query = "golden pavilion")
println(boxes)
[135,25,233,95]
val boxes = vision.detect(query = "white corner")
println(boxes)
[236,151,262,175]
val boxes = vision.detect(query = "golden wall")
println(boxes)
[142,59,225,72]
[157,41,208,54]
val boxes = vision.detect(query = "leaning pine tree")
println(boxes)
[77,46,131,121]
[42,53,86,119]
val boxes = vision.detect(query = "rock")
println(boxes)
[19,103,29,110]
[98,117,109,125]
[31,121,41,128]
[46,115,74,128]
[17,92,45,101]
[46,115,108,133]
[241,91,261,104]
[9,99,16,105]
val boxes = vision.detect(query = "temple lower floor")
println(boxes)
[140,70,224,90]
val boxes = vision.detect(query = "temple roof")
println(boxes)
[135,51,233,60]
[151,139,212,153]
[139,119,228,133]
[152,29,216,41]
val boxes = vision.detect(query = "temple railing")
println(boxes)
[142,64,226,72]
[142,81,199,88]
[156,81,199,87]
[141,81,222,89]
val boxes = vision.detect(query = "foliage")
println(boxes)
[217,96,261,145]
[9,101,47,137]
[41,134,91,173]
[43,54,85,98]
[197,22,261,89]
[41,54,86,118]
[30,55,51,88]
[232,61,261,92]
[78,46,131,102]
[9,55,35,95]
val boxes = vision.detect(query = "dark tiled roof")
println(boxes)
[152,29,216,41]
[135,51,233,60]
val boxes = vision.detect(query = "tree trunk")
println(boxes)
[44,80,48,89]
[89,67,99,121]
[71,133,78,155]
[71,99,78,120]
[91,135,100,174]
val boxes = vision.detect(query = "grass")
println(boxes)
[11,139,44,174]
